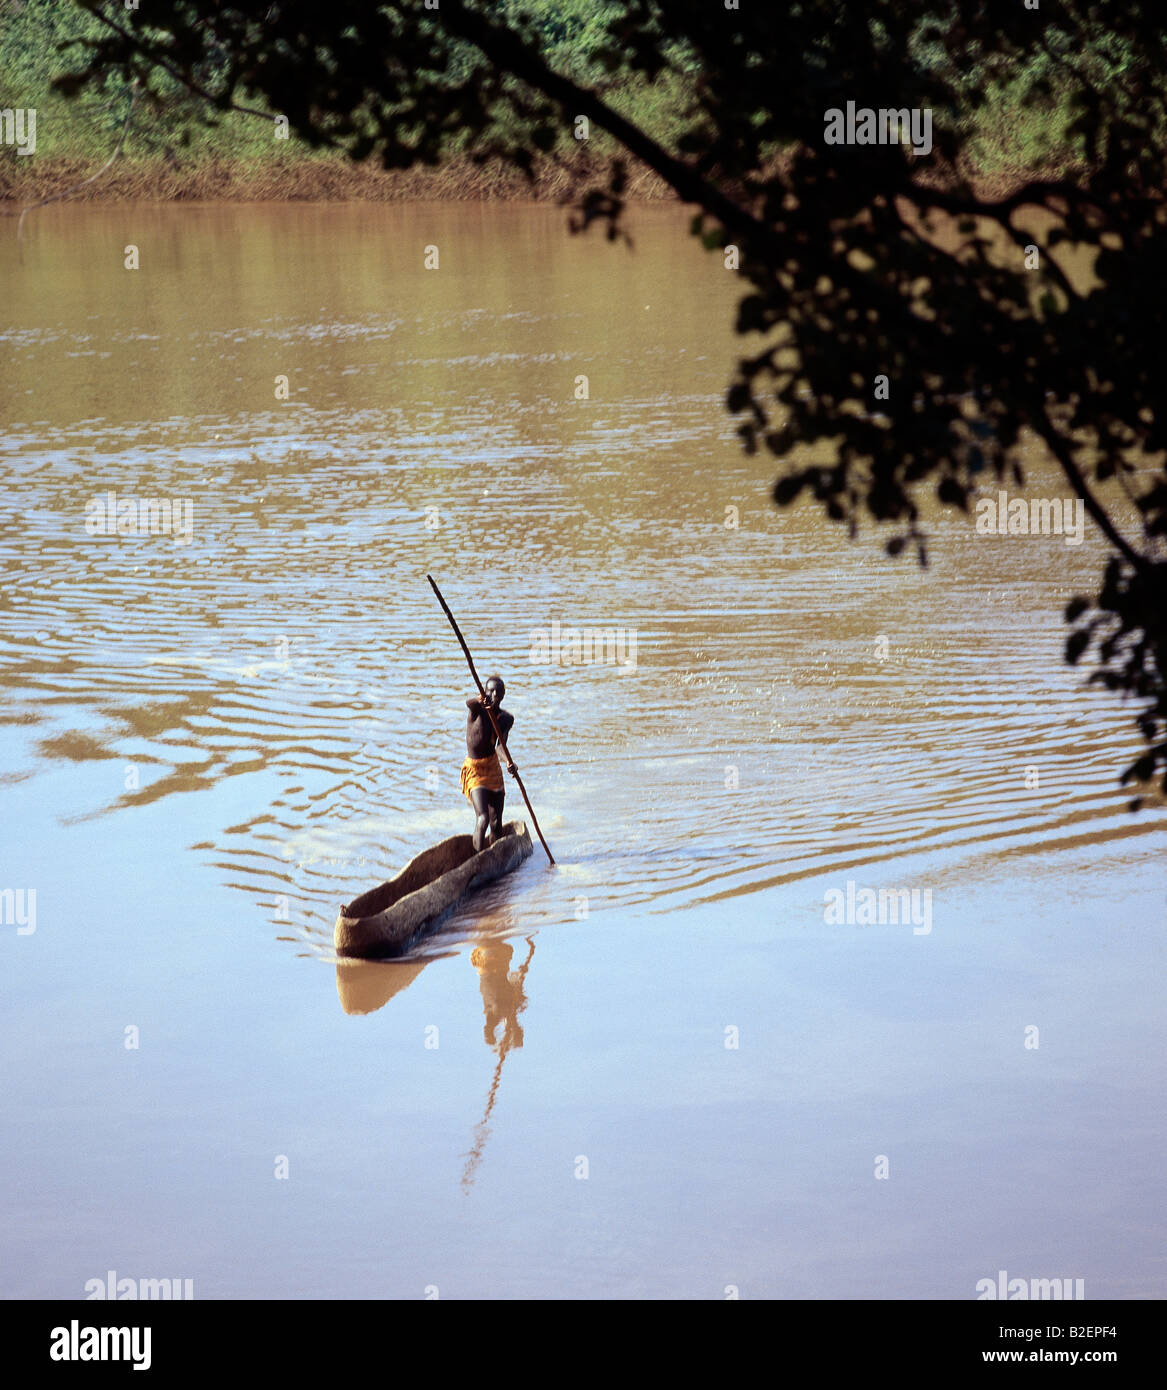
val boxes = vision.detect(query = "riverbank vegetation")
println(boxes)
[3,0,686,199]
[0,0,1136,203]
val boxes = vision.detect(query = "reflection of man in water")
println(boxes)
[462,935,535,1192]
[471,940,526,1051]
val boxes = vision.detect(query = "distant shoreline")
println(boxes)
[0,151,679,205]
[0,149,1076,208]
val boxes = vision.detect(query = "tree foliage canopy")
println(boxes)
[57,0,1167,801]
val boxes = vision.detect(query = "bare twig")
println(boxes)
[1032,410,1149,570]
[80,5,273,122]
[15,79,140,241]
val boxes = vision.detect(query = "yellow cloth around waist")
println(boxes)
[461,753,504,800]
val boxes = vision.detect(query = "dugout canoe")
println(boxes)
[334,821,533,958]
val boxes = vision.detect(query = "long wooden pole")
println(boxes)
[427,574,555,865]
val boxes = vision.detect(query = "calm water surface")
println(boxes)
[1,204,1163,1298]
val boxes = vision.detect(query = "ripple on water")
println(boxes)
[0,353,1158,958]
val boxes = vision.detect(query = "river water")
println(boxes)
[1,203,1163,1298]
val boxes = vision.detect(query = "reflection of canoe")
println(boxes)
[334,822,533,959]
[336,958,429,1015]
[335,902,523,1016]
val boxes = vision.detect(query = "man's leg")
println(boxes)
[485,790,505,845]
[470,788,491,852]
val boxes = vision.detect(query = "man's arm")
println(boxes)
[496,711,517,773]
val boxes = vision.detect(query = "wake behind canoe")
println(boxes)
[334,820,533,959]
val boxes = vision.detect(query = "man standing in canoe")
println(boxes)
[461,675,516,852]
